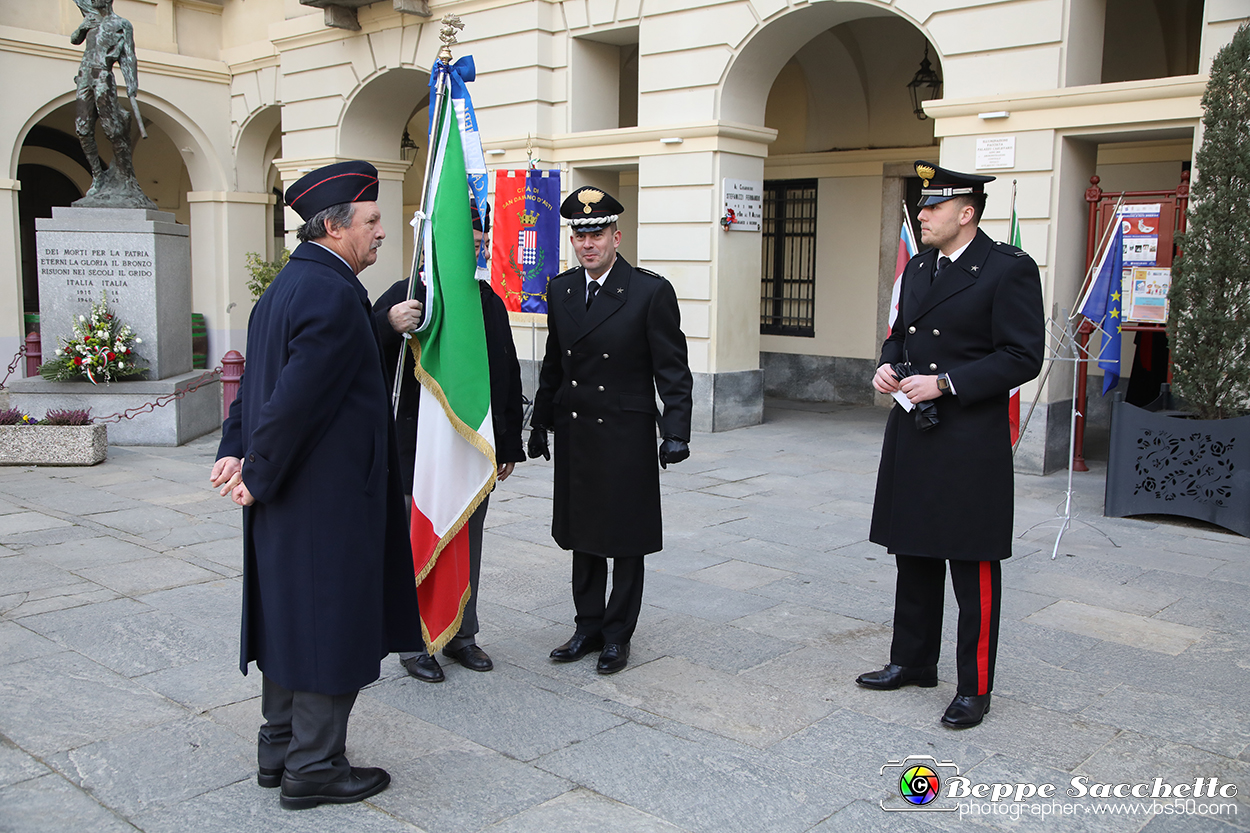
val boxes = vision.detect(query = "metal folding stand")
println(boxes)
[1016,311,1120,559]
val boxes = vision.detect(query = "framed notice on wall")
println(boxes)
[722,179,763,231]
[1124,267,1171,323]
[1119,204,1162,265]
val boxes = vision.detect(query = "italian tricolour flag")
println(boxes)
[409,79,495,653]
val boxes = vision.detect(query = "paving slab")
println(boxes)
[1024,599,1206,655]
[0,405,1247,832]
[47,715,254,817]
[484,789,689,833]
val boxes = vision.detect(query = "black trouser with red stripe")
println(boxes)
[889,554,1002,696]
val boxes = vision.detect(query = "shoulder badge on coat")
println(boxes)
[993,241,1030,258]
[636,267,665,280]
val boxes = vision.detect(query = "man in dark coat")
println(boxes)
[211,161,420,809]
[528,186,693,675]
[857,161,1044,729]
[373,199,525,683]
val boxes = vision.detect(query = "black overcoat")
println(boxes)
[218,242,421,696]
[869,229,1045,561]
[531,256,693,558]
[373,278,526,486]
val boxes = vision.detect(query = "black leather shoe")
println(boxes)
[596,643,630,674]
[443,643,493,672]
[855,664,938,690]
[279,766,391,810]
[550,633,604,662]
[258,766,283,789]
[941,693,991,728]
[402,653,444,683]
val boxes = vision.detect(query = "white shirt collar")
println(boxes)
[310,240,354,273]
[941,238,973,264]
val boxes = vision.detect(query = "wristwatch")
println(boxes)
[936,373,951,394]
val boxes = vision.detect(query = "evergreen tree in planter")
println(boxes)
[1168,22,1250,420]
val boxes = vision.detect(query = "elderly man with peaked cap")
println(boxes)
[211,160,421,810]
[528,185,693,675]
[856,161,1044,728]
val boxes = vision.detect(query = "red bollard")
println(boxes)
[24,332,41,378]
[221,350,244,419]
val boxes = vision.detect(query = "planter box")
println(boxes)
[0,424,108,466]
[1105,396,1249,537]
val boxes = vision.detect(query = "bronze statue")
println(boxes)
[71,0,157,209]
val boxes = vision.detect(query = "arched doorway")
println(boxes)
[720,3,941,404]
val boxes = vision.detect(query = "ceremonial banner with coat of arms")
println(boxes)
[490,169,561,313]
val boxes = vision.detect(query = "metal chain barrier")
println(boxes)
[94,366,224,424]
[1,340,224,423]
[0,345,27,390]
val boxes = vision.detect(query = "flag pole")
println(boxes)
[1070,193,1127,321]
[393,15,464,418]
[901,200,918,254]
[1008,179,1018,242]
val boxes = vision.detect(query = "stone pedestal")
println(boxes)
[35,207,191,381]
[22,207,218,446]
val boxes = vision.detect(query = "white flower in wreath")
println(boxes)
[79,315,86,322]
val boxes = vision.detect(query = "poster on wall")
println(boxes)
[1120,203,1161,265]
[1125,266,1171,323]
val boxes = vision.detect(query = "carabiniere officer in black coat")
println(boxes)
[856,161,1044,729]
[529,186,694,675]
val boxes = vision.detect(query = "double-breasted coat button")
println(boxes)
[929,362,938,371]
[248,453,255,462]
[933,329,941,336]
[602,353,609,359]
[571,380,578,387]
[598,385,604,391]
[597,418,603,424]
[572,412,578,419]
[566,349,571,356]
[908,326,916,334]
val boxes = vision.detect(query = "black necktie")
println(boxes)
[586,280,600,310]
[933,256,951,286]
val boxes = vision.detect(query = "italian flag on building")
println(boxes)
[409,77,495,652]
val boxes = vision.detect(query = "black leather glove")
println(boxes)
[891,362,939,432]
[658,436,689,469]
[527,427,550,461]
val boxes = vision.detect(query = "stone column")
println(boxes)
[186,191,274,366]
[636,126,773,432]
[0,179,22,366]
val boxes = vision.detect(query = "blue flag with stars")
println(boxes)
[1079,218,1125,395]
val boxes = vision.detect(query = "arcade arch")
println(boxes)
[716,2,941,404]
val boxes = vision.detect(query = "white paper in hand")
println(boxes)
[891,390,915,412]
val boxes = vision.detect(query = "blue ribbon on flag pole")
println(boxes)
[431,56,490,273]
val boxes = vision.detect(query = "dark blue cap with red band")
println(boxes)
[285,161,380,221]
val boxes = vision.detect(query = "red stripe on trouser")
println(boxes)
[977,560,992,695]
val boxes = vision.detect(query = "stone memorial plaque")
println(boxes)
[36,207,191,381]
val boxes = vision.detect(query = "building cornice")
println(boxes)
[927,75,1207,136]
[481,121,779,165]
[0,25,229,85]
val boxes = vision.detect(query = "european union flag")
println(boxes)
[1079,218,1125,395]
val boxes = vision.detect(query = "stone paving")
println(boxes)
[1,401,1248,832]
